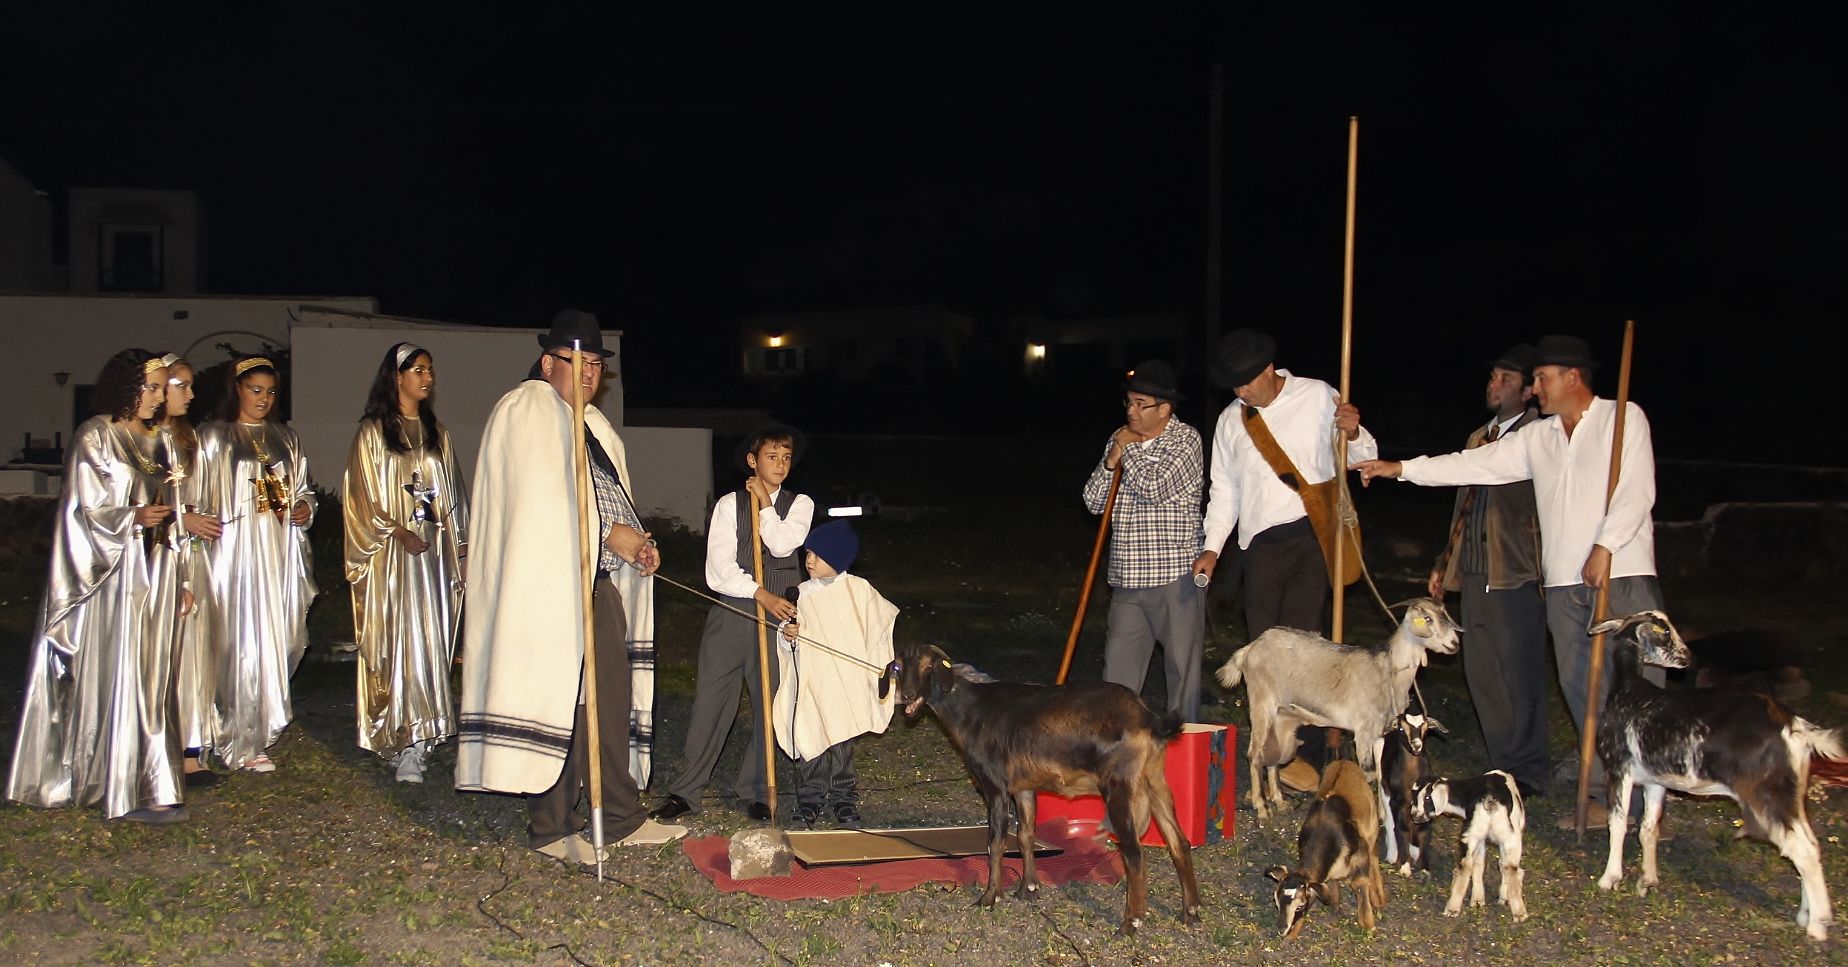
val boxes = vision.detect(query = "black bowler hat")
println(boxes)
[1210,328,1276,389]
[734,422,807,473]
[1123,359,1185,402]
[1533,334,1598,369]
[1489,343,1538,376]
[537,308,615,358]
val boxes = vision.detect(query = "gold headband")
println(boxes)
[143,357,168,376]
[234,357,274,378]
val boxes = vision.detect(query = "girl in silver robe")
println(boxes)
[158,355,228,785]
[4,349,191,822]
[341,343,470,783]
[194,355,318,772]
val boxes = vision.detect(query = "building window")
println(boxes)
[764,347,805,374]
[100,226,164,292]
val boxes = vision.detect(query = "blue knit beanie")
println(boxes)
[805,520,859,574]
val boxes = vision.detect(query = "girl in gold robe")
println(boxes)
[342,343,469,782]
[194,355,318,772]
[4,349,191,822]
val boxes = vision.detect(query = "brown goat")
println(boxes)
[888,640,1201,936]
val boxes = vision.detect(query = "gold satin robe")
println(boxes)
[169,434,222,754]
[4,416,186,818]
[194,420,318,768]
[341,418,469,757]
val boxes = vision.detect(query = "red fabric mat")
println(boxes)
[1814,756,1848,788]
[681,823,1125,900]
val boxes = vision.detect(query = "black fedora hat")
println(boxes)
[1210,328,1276,389]
[733,422,807,474]
[1123,359,1185,402]
[537,308,615,358]
[1488,342,1538,376]
[1533,334,1597,369]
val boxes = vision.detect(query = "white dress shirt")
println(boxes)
[704,488,816,598]
[1399,397,1656,587]
[1202,370,1379,554]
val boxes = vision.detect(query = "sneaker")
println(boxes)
[1278,758,1320,793]
[617,819,688,847]
[395,747,425,784]
[244,755,277,774]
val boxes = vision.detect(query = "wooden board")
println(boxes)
[785,826,1065,866]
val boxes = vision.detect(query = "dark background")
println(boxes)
[2,5,1840,462]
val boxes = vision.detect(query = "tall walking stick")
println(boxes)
[1056,463,1124,685]
[1575,320,1637,839]
[750,491,779,825]
[1332,115,1358,646]
[569,343,607,880]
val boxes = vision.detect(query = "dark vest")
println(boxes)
[732,488,801,600]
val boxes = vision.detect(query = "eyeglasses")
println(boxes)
[1124,397,1167,413]
[549,353,605,372]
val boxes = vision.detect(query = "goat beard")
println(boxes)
[903,696,925,716]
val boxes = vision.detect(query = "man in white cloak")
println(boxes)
[455,309,685,861]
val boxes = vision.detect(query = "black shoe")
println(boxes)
[184,769,225,789]
[649,795,693,821]
[832,801,863,827]
[795,803,822,828]
[746,801,772,821]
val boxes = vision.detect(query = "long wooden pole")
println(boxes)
[1056,464,1124,685]
[569,342,606,879]
[1332,116,1358,644]
[750,491,778,825]
[1575,320,1637,838]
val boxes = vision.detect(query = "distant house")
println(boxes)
[67,187,204,294]
[1013,311,1188,383]
[739,306,973,381]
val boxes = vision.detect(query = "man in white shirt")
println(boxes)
[649,425,814,822]
[1355,334,1666,825]
[1194,329,1375,788]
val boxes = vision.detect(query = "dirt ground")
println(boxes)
[3,434,1847,965]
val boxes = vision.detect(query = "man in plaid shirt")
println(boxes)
[1082,359,1206,720]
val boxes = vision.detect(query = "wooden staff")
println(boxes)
[1056,463,1124,684]
[1575,320,1636,838]
[750,491,779,825]
[1332,115,1358,645]
[568,343,607,879]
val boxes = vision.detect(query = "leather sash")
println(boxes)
[1242,406,1362,586]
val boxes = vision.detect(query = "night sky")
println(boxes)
[3,6,1840,461]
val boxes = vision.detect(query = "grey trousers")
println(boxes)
[795,739,858,808]
[1546,575,1666,801]
[1103,573,1205,721]
[528,584,643,847]
[663,600,781,809]
[1460,576,1550,793]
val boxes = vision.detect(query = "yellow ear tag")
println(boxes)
[941,660,953,668]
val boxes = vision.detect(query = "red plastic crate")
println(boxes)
[1035,723,1237,847]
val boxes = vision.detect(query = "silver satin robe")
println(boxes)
[5,416,187,818]
[169,431,222,754]
[341,418,469,757]
[194,420,318,768]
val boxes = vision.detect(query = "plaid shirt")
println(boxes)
[588,433,645,574]
[1082,417,1205,590]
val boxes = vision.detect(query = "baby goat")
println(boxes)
[1266,759,1387,938]
[1380,709,1448,876]
[1592,611,1844,941]
[1410,770,1527,921]
[887,640,1200,936]
[1217,597,1461,825]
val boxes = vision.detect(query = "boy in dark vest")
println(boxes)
[649,424,814,821]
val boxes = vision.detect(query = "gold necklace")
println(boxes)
[116,423,163,476]
[241,422,273,464]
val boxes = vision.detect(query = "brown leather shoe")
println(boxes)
[1556,801,1610,830]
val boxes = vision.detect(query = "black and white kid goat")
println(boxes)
[1592,611,1844,941]
[1410,770,1527,921]
[1266,759,1388,938]
[887,640,1201,936]
[1380,708,1448,876]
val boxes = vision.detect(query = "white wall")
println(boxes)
[290,308,712,533]
[0,294,376,464]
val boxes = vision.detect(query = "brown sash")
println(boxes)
[1242,406,1362,586]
